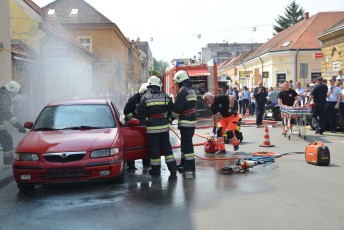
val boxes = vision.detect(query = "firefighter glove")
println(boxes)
[14,122,27,134]
[213,126,216,134]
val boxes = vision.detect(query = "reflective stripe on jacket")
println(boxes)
[172,86,197,128]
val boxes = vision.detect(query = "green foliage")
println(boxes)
[273,0,305,34]
[152,58,169,77]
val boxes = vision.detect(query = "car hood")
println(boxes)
[16,128,118,153]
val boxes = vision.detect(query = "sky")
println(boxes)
[32,0,344,63]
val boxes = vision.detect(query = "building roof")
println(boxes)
[218,51,254,71]
[23,0,94,56]
[318,18,344,39]
[243,11,344,63]
[43,0,113,24]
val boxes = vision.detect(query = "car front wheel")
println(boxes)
[17,183,35,194]
[108,172,125,184]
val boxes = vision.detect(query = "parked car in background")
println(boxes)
[13,99,149,193]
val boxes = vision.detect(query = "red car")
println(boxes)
[13,99,149,193]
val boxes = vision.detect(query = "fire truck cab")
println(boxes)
[163,58,218,117]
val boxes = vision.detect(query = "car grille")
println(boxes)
[43,152,86,163]
[38,167,93,180]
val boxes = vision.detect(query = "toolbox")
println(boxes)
[305,142,330,166]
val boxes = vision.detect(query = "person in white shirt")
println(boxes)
[249,89,255,116]
[295,81,306,106]
[326,79,341,133]
[337,70,344,81]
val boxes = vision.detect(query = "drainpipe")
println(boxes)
[295,49,299,84]
[259,56,264,87]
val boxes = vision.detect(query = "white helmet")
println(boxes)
[4,81,21,93]
[147,76,162,88]
[139,83,149,94]
[174,70,189,83]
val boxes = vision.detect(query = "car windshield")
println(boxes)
[33,104,116,130]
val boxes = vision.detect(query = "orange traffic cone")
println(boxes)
[260,125,275,147]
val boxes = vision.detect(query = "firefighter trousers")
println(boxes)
[0,129,14,165]
[147,132,177,174]
[179,127,195,171]
[217,114,239,151]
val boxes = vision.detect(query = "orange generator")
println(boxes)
[305,142,330,166]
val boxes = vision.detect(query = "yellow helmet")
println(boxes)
[147,76,162,88]
[174,70,189,83]
[4,81,21,93]
[139,83,149,94]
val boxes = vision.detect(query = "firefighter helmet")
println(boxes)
[174,70,189,83]
[147,76,162,88]
[139,83,149,94]
[4,81,21,94]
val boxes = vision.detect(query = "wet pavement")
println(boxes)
[1,119,344,230]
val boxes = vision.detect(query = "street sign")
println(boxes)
[313,52,323,59]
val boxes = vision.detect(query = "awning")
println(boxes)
[186,69,211,77]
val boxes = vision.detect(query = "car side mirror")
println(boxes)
[128,118,140,126]
[24,122,33,129]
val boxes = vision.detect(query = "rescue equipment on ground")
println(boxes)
[259,125,275,147]
[204,132,218,153]
[305,142,330,166]
[222,156,275,173]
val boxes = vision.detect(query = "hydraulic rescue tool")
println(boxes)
[222,157,275,174]
[305,141,330,166]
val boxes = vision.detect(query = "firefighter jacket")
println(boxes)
[123,92,141,121]
[171,80,197,128]
[136,86,173,134]
[0,86,19,130]
[211,95,239,117]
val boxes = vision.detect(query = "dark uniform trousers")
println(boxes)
[0,129,14,165]
[148,131,177,174]
[311,103,326,131]
[179,127,195,170]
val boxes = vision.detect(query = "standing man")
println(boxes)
[171,70,197,174]
[254,81,268,128]
[242,86,250,116]
[203,92,239,154]
[123,82,150,170]
[277,81,299,134]
[307,77,328,135]
[0,81,27,165]
[136,76,177,176]
[295,81,306,106]
[326,79,341,133]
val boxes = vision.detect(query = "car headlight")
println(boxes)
[15,153,39,161]
[90,148,119,158]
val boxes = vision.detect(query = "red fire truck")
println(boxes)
[163,58,219,117]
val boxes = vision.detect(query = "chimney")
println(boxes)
[304,12,309,20]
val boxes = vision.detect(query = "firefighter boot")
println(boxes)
[216,136,226,154]
[3,150,14,165]
[126,160,137,171]
[177,157,185,173]
[166,160,177,176]
[142,158,151,167]
[149,165,161,176]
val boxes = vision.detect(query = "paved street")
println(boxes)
[1,120,344,230]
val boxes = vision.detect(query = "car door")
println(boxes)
[121,124,149,162]
[110,102,149,161]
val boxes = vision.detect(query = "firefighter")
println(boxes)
[123,82,150,170]
[171,70,197,173]
[203,92,239,154]
[136,76,177,176]
[0,81,27,165]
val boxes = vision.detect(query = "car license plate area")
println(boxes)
[46,167,84,179]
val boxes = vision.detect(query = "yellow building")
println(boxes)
[42,0,142,96]
[318,18,344,79]
[236,12,344,89]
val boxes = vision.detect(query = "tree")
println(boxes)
[151,58,169,77]
[273,1,305,34]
